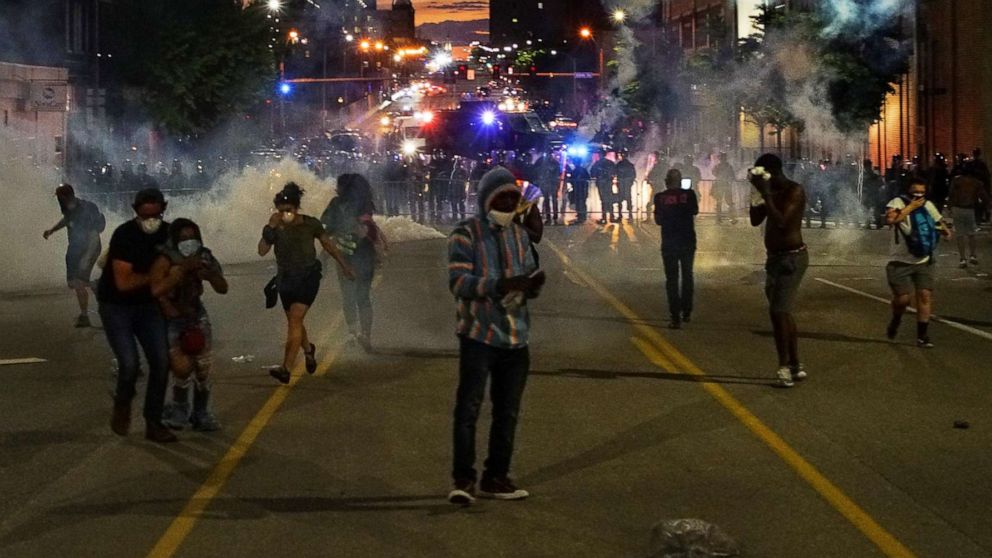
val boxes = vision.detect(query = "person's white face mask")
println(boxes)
[139,217,162,234]
[177,239,202,258]
[487,209,515,228]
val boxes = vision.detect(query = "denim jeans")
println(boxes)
[542,190,558,221]
[337,267,373,337]
[662,249,695,319]
[452,336,530,482]
[99,301,170,422]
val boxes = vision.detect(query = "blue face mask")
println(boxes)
[177,239,202,258]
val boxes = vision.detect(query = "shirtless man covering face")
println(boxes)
[749,153,808,388]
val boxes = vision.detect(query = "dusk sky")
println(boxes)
[414,0,488,24]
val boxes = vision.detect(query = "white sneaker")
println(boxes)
[791,363,807,381]
[775,367,795,388]
[447,480,476,505]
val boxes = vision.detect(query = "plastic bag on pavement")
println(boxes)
[648,518,741,558]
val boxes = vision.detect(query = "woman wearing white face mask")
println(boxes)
[97,188,177,443]
[150,218,228,431]
[259,182,355,384]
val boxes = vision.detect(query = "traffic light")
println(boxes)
[492,64,501,78]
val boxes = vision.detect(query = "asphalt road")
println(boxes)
[1,219,991,558]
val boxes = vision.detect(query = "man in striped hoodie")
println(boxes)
[447,166,546,505]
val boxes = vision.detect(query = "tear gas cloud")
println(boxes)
[0,138,440,292]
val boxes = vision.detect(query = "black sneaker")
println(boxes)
[668,317,682,330]
[75,314,91,328]
[145,422,178,444]
[447,479,476,505]
[681,313,691,323]
[886,319,900,340]
[478,477,528,500]
[269,366,291,384]
[304,343,317,374]
[917,337,935,349]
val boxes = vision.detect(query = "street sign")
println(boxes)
[28,81,67,112]
[466,69,476,81]
[574,72,595,79]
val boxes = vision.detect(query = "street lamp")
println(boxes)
[345,34,354,42]
[578,27,604,78]
[266,0,282,12]
[612,9,626,24]
[360,40,371,51]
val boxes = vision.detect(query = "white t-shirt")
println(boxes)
[886,197,943,264]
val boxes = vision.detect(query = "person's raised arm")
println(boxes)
[258,213,279,256]
[886,196,925,226]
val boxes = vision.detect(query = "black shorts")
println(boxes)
[278,264,322,311]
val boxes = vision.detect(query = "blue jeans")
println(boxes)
[662,249,695,319]
[99,301,170,422]
[337,267,373,337]
[452,336,530,482]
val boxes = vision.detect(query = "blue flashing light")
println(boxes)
[279,82,292,95]
[480,110,496,125]
[567,144,589,158]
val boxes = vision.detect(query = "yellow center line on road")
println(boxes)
[547,240,917,558]
[146,313,347,558]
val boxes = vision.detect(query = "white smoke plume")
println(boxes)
[0,153,441,292]
[820,0,913,39]
[578,0,656,139]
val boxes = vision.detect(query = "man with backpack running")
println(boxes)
[44,184,106,327]
[885,177,952,348]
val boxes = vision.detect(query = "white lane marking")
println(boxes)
[0,358,47,366]
[815,278,992,342]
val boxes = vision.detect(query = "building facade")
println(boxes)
[870,0,992,168]
[0,62,70,168]
[378,0,415,41]
[0,0,112,173]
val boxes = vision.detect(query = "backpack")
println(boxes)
[894,196,939,258]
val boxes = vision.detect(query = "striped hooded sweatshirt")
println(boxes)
[448,166,537,349]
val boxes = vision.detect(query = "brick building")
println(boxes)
[870,0,992,168]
